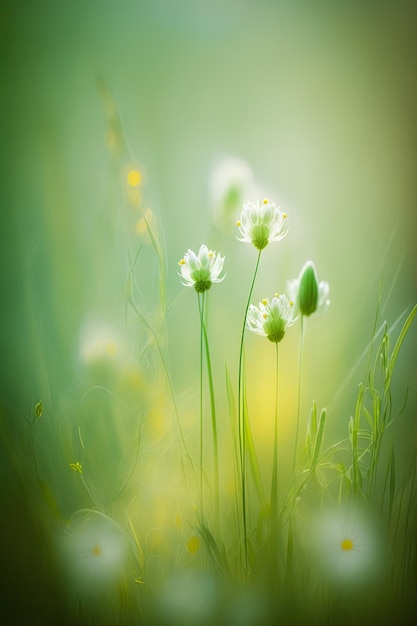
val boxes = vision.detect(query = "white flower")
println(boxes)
[56,514,127,596]
[209,156,256,229]
[236,198,288,250]
[287,260,330,317]
[156,571,220,626]
[246,294,298,343]
[178,244,225,293]
[310,505,385,588]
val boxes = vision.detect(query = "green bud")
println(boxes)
[298,262,319,316]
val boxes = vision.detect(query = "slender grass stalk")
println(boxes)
[198,292,205,518]
[237,249,262,572]
[128,295,194,472]
[293,314,304,474]
[199,292,220,522]
[271,343,279,517]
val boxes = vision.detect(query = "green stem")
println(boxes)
[198,292,204,517]
[293,315,304,474]
[271,342,279,516]
[199,291,220,523]
[238,249,262,573]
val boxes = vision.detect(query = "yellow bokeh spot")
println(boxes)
[263,313,268,319]
[92,545,102,556]
[127,169,142,187]
[283,213,287,218]
[105,341,118,356]
[178,259,185,265]
[262,299,268,305]
[263,198,269,204]
[341,538,354,551]
[236,220,241,227]
[186,534,200,555]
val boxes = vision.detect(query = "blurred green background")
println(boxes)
[1,0,416,623]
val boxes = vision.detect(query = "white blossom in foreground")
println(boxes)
[178,244,225,293]
[56,514,127,596]
[246,294,298,343]
[310,504,385,588]
[236,198,288,250]
[287,260,330,317]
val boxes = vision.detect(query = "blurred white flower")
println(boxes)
[209,156,256,230]
[79,321,120,364]
[178,244,225,293]
[236,198,288,250]
[287,260,330,317]
[156,570,220,626]
[246,294,298,343]
[56,514,127,596]
[310,504,385,588]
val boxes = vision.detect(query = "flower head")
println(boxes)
[246,293,298,343]
[56,514,127,596]
[310,504,385,589]
[178,244,225,293]
[287,260,330,317]
[236,198,288,250]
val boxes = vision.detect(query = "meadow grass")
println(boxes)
[3,95,416,625]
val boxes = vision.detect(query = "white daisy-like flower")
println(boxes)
[178,244,225,293]
[287,260,330,317]
[246,294,298,343]
[56,514,127,596]
[310,505,385,588]
[236,198,288,250]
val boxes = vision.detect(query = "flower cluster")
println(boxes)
[178,244,225,293]
[246,294,298,343]
[178,199,330,345]
[236,198,288,250]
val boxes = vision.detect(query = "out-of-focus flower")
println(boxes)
[178,244,225,293]
[209,156,256,230]
[310,504,385,588]
[156,570,220,626]
[236,198,288,250]
[287,260,330,317]
[79,321,120,364]
[246,294,298,343]
[56,514,127,596]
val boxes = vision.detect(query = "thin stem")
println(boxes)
[129,295,193,467]
[199,292,220,523]
[238,248,262,573]
[271,343,279,516]
[293,315,304,474]
[198,292,204,517]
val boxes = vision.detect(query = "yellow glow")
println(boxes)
[263,198,269,204]
[127,169,142,187]
[341,538,354,551]
[105,341,118,356]
[178,259,185,265]
[262,299,268,305]
[92,545,102,556]
[186,534,200,555]
[283,213,287,218]
[236,220,241,227]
